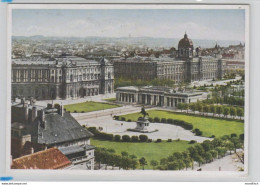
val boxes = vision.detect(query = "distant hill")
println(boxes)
[12,35,244,49]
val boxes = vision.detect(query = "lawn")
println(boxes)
[64,101,120,113]
[91,138,193,169]
[119,110,244,138]
[103,98,117,102]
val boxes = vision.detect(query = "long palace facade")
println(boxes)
[11,56,114,100]
[113,33,226,82]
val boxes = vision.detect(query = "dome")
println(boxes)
[178,33,193,49]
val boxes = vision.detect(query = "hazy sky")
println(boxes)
[12,9,245,41]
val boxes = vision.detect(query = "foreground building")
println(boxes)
[11,99,95,170]
[113,33,226,82]
[116,86,203,108]
[11,56,114,100]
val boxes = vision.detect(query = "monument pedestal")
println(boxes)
[127,117,158,133]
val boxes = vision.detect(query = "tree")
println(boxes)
[216,106,224,117]
[210,105,216,117]
[183,103,189,113]
[197,103,203,115]
[230,137,242,153]
[183,158,192,170]
[173,152,183,160]
[205,152,213,163]
[223,107,230,118]
[150,160,159,170]
[189,103,196,114]
[225,142,235,155]
[201,140,212,152]
[177,103,184,112]
[167,161,179,170]
[139,157,147,170]
[236,107,244,120]
[209,150,218,159]
[194,154,204,167]
[203,104,210,116]
[230,107,237,119]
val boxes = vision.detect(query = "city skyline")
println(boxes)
[12,9,245,41]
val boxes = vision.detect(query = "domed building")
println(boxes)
[178,33,194,59]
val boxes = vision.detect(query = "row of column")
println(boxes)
[118,93,136,103]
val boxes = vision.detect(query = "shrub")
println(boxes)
[113,116,119,120]
[74,110,77,113]
[161,118,167,123]
[231,133,237,138]
[87,127,98,134]
[167,139,172,142]
[114,135,121,141]
[147,139,153,142]
[148,117,153,122]
[189,140,197,144]
[67,111,70,113]
[167,118,173,124]
[154,117,160,122]
[210,135,215,138]
[81,111,85,113]
[131,135,139,142]
[64,108,66,111]
[122,135,131,142]
[107,148,115,153]
[54,103,60,109]
[121,117,126,121]
[239,134,244,141]
[127,119,132,122]
[139,135,148,142]
[194,128,202,136]
[176,138,180,142]
[156,139,162,143]
[98,132,114,140]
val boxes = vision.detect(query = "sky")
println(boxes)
[12,9,245,41]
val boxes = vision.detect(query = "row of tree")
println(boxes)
[202,96,244,106]
[177,102,244,119]
[95,148,139,170]
[153,134,244,170]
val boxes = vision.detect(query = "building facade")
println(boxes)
[12,56,114,100]
[113,33,226,83]
[116,86,203,108]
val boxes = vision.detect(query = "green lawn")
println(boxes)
[91,138,193,169]
[64,101,120,113]
[103,98,117,102]
[119,110,244,138]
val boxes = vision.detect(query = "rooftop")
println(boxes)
[11,148,71,169]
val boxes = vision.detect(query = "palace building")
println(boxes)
[11,56,114,100]
[113,33,226,82]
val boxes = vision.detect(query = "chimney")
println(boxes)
[24,103,29,122]
[59,104,64,117]
[41,109,45,122]
[30,147,34,154]
[30,98,35,106]
[21,97,26,107]
[31,106,38,122]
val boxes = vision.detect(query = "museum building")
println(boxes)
[11,56,114,100]
[113,33,226,82]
